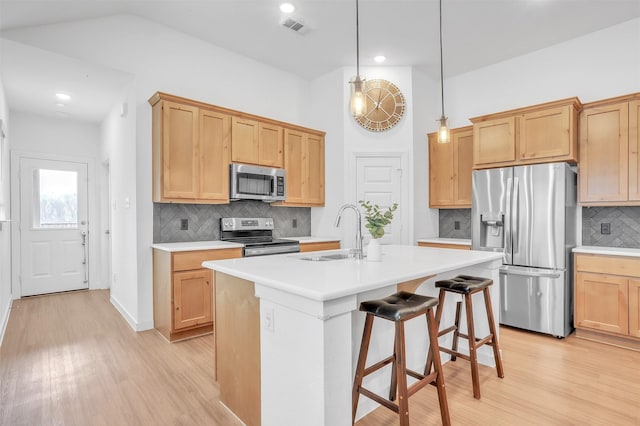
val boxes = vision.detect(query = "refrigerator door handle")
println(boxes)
[505,177,513,261]
[500,266,562,279]
[512,177,519,254]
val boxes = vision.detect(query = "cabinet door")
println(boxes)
[173,269,212,330]
[473,116,516,167]
[283,129,305,204]
[429,133,454,207]
[630,280,640,338]
[231,117,259,164]
[199,109,230,201]
[162,101,199,199]
[628,101,640,201]
[579,103,629,203]
[575,272,628,335]
[258,123,284,168]
[305,133,325,205]
[453,128,473,206]
[520,105,574,161]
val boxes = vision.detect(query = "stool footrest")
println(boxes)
[437,325,458,337]
[359,387,400,413]
[363,355,394,377]
[474,334,493,349]
[440,346,471,362]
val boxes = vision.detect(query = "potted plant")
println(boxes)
[359,200,398,261]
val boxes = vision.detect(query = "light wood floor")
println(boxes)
[1,290,639,426]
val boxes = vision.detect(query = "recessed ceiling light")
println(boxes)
[56,93,71,101]
[280,3,295,13]
[374,55,386,63]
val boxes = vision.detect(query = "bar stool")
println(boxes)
[352,291,450,426]
[426,275,504,399]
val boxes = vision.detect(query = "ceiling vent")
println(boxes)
[281,17,309,35]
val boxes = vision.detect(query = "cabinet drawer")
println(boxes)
[575,253,640,276]
[300,241,340,253]
[173,248,242,271]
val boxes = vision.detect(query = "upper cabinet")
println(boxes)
[231,118,284,168]
[429,126,473,208]
[579,93,640,205]
[274,129,325,207]
[149,92,325,205]
[151,96,230,203]
[471,97,581,169]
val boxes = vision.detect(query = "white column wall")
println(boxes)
[0,79,11,344]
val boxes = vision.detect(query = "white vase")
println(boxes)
[367,238,382,262]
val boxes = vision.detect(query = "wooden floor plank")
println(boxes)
[1,290,640,425]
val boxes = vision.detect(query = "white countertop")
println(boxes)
[282,236,340,244]
[151,240,243,252]
[203,244,503,302]
[573,246,640,257]
[417,237,472,246]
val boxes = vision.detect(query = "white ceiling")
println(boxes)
[1,0,639,122]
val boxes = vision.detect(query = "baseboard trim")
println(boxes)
[109,294,155,332]
[0,297,13,347]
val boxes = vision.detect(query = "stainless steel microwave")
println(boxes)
[230,163,286,202]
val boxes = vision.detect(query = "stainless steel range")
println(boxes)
[220,217,300,257]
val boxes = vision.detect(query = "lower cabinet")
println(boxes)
[417,241,471,250]
[299,240,340,252]
[153,247,242,342]
[574,253,640,349]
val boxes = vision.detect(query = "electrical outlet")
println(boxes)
[601,223,611,235]
[292,218,298,228]
[454,221,460,230]
[180,219,188,230]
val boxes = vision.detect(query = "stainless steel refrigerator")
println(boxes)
[471,162,577,337]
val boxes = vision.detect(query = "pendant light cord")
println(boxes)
[356,0,360,77]
[439,0,445,117]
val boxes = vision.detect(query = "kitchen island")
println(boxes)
[203,245,503,426]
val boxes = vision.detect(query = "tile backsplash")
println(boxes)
[439,209,471,239]
[153,201,311,243]
[582,206,640,248]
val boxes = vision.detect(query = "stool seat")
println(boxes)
[435,275,493,294]
[360,291,438,321]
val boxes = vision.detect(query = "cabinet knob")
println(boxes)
[176,306,180,310]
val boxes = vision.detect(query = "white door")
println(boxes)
[356,156,402,244]
[19,157,89,296]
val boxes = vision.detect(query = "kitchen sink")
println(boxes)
[297,252,352,262]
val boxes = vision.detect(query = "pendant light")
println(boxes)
[349,0,367,117]
[437,0,450,144]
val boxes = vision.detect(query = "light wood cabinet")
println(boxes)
[574,253,640,350]
[579,94,640,205]
[417,241,471,250]
[231,118,284,168]
[299,241,340,252]
[151,94,230,203]
[275,129,325,206]
[429,126,473,208]
[153,247,242,342]
[471,97,581,169]
[150,92,325,206]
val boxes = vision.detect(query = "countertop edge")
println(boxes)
[417,238,472,246]
[573,246,640,257]
[151,241,244,252]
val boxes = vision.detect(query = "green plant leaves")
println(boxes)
[358,200,398,239]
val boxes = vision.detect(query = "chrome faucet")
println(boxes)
[334,204,363,260]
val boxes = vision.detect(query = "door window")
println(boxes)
[32,168,78,229]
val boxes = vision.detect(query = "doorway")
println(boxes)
[18,157,89,296]
[354,154,406,245]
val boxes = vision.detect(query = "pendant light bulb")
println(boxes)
[349,0,367,118]
[438,116,450,144]
[350,76,367,117]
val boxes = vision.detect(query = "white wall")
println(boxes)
[8,112,104,297]
[100,83,140,328]
[0,78,11,345]
[2,14,312,330]
[446,18,640,125]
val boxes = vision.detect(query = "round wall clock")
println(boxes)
[355,79,406,132]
